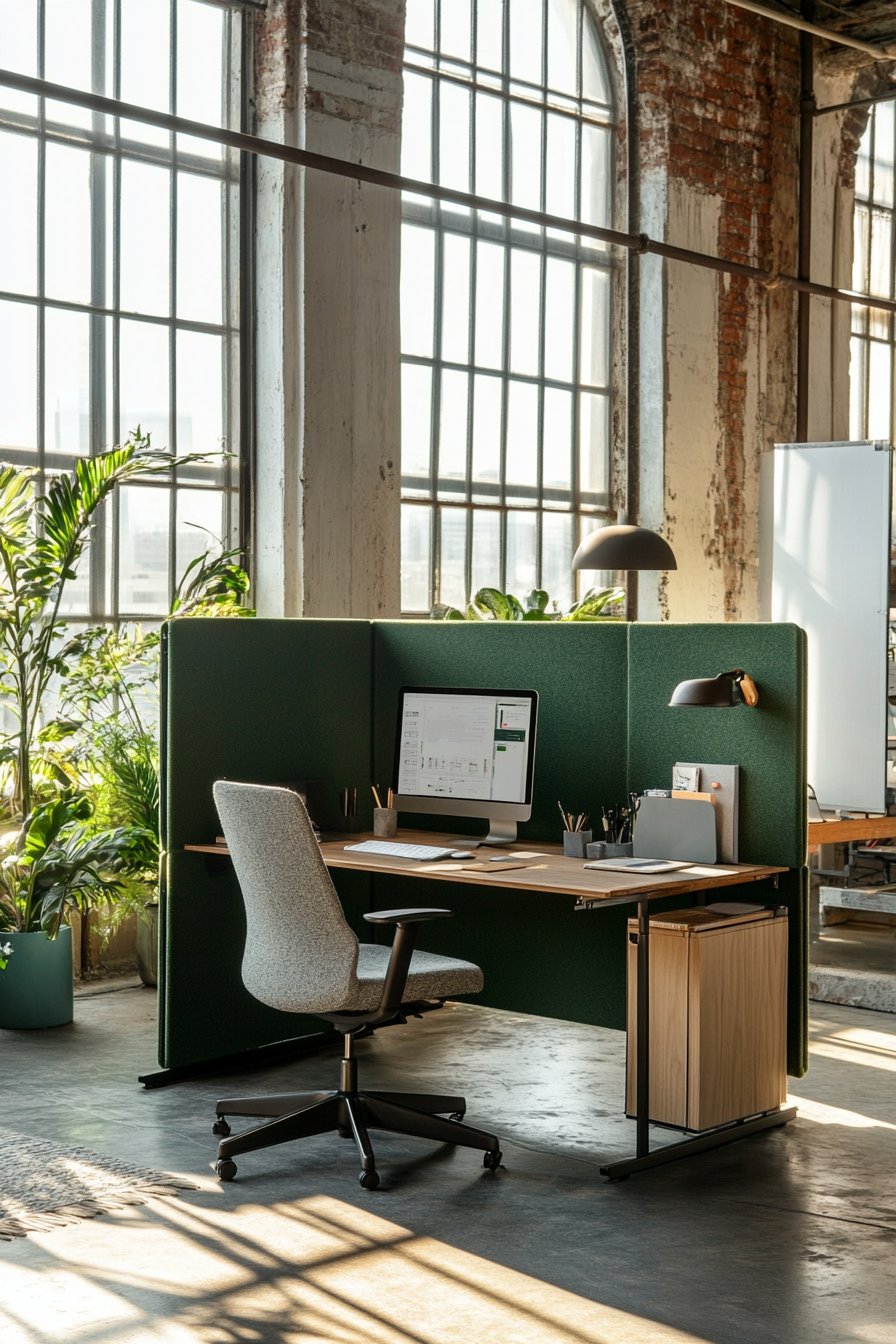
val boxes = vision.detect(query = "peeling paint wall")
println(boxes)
[253,0,403,618]
[250,0,872,624]
[622,0,801,623]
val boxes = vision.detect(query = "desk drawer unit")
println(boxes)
[626,907,788,1132]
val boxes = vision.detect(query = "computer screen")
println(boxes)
[393,686,537,818]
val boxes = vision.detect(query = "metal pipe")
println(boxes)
[723,0,896,60]
[816,88,896,117]
[3,66,896,316]
[797,4,815,442]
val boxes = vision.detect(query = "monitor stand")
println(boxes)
[479,818,518,846]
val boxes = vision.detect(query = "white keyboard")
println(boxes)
[344,840,459,861]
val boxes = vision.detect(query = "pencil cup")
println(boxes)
[373,807,398,838]
[336,815,364,833]
[563,829,592,858]
[603,842,633,859]
[585,841,606,861]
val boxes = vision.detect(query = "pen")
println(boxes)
[558,801,570,831]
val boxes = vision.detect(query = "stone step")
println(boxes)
[809,964,896,1014]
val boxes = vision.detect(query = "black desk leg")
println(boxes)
[636,897,650,1159]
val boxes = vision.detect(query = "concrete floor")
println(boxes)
[1,988,895,1344]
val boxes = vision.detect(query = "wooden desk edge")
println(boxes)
[185,839,787,905]
[808,816,895,844]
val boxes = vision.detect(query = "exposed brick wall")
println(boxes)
[256,0,405,134]
[620,0,801,618]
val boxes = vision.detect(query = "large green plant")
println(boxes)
[432,585,625,622]
[0,792,147,936]
[0,432,213,944]
[0,431,205,820]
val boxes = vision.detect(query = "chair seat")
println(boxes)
[339,943,484,1011]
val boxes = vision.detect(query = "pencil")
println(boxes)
[371,785,383,809]
[387,788,393,808]
[558,801,570,830]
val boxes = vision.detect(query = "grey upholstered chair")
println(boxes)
[211,781,502,1190]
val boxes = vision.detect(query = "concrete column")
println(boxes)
[253,0,403,618]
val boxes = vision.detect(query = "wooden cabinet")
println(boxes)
[626,906,788,1132]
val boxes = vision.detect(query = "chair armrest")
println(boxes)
[364,908,453,925]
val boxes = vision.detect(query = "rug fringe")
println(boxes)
[0,1177,199,1241]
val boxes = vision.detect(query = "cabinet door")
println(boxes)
[771,439,891,814]
[688,920,788,1131]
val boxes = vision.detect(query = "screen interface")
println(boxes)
[396,690,534,804]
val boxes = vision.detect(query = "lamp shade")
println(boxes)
[669,670,759,708]
[572,525,677,572]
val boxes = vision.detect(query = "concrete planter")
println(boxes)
[136,902,158,988]
[0,926,73,1028]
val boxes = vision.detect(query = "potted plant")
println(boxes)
[432,585,625,622]
[0,792,146,1026]
[57,543,253,985]
[0,431,206,1025]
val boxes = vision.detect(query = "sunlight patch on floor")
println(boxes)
[786,1094,896,1130]
[0,1194,713,1344]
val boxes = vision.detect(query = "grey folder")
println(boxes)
[633,796,718,865]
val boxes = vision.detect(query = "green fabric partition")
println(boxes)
[160,616,808,1076]
[371,621,630,842]
[160,618,373,1068]
[626,621,809,1075]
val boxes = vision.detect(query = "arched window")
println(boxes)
[399,0,616,614]
[850,103,895,441]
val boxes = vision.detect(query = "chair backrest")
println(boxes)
[213,781,360,1013]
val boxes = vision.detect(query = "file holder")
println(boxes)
[633,796,718,865]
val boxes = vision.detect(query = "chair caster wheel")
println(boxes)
[212,1118,231,1137]
[338,1126,352,1138]
[215,1158,237,1181]
[483,1149,502,1171]
[449,1111,465,1122]
[359,1169,380,1191]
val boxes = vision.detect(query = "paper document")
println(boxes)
[681,865,739,877]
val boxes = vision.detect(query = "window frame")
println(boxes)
[0,0,250,624]
[399,0,620,616]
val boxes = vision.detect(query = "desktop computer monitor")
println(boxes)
[392,686,538,845]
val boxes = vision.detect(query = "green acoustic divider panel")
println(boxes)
[371,621,629,842]
[626,623,808,869]
[369,620,630,1028]
[626,622,809,1075]
[161,618,372,1068]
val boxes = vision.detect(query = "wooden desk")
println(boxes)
[808,815,895,845]
[186,828,791,1180]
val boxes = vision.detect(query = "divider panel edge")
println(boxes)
[161,618,372,1068]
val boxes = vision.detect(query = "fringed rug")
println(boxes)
[0,1126,198,1241]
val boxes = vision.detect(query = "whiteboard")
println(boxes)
[771,441,891,814]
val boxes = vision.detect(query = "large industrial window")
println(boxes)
[399,0,616,614]
[0,0,243,622]
[850,102,896,443]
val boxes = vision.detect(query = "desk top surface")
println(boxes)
[808,816,895,844]
[185,829,785,911]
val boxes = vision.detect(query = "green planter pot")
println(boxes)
[0,926,73,1028]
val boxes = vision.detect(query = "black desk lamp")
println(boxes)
[669,669,760,708]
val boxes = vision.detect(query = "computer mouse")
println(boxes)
[450,851,474,859]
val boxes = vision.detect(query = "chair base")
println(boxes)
[213,1086,502,1189]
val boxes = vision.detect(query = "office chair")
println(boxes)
[210,781,502,1190]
